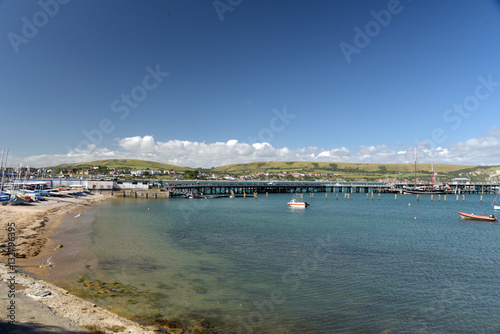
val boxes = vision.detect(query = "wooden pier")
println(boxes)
[164,182,499,197]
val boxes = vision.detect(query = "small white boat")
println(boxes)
[287,198,310,208]
[458,212,497,222]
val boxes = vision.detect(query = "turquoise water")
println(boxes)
[85,193,500,333]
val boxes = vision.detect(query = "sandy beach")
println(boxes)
[0,193,158,333]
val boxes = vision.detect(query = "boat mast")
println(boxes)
[0,150,4,192]
[431,159,434,188]
[414,148,417,189]
[0,149,8,192]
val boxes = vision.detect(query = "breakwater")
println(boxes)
[113,189,170,198]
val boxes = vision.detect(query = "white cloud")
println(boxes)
[7,134,500,168]
[118,135,156,153]
[6,145,119,168]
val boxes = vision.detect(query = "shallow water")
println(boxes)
[53,193,500,333]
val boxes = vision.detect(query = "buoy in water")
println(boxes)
[414,217,417,220]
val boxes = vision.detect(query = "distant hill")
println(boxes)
[211,161,500,182]
[46,159,500,182]
[47,159,194,172]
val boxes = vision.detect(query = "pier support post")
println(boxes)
[378,193,380,200]
[431,194,433,201]
[266,192,268,198]
[481,195,483,202]
[438,194,441,201]
[347,194,350,200]
[395,194,397,201]
[367,193,369,200]
[444,195,447,202]
[463,194,465,201]
[325,193,328,200]
[244,192,246,199]
[254,192,257,199]
[417,195,419,202]
[336,193,338,200]
[456,195,459,202]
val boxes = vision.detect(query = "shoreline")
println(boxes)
[0,192,158,333]
[1,192,112,276]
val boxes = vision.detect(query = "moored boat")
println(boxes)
[287,198,310,208]
[403,187,447,195]
[458,212,497,222]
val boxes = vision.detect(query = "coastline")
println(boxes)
[0,192,157,333]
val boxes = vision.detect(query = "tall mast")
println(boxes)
[0,149,8,192]
[431,159,434,188]
[0,150,4,192]
[414,148,417,189]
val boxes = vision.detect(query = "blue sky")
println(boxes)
[1,0,500,167]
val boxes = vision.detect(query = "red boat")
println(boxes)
[458,212,498,222]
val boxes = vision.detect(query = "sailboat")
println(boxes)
[0,150,10,204]
[403,149,447,194]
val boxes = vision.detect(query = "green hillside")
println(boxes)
[212,161,500,182]
[46,159,500,182]
[48,159,194,172]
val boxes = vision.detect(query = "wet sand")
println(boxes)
[0,192,157,333]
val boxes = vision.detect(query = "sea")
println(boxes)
[51,192,500,333]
